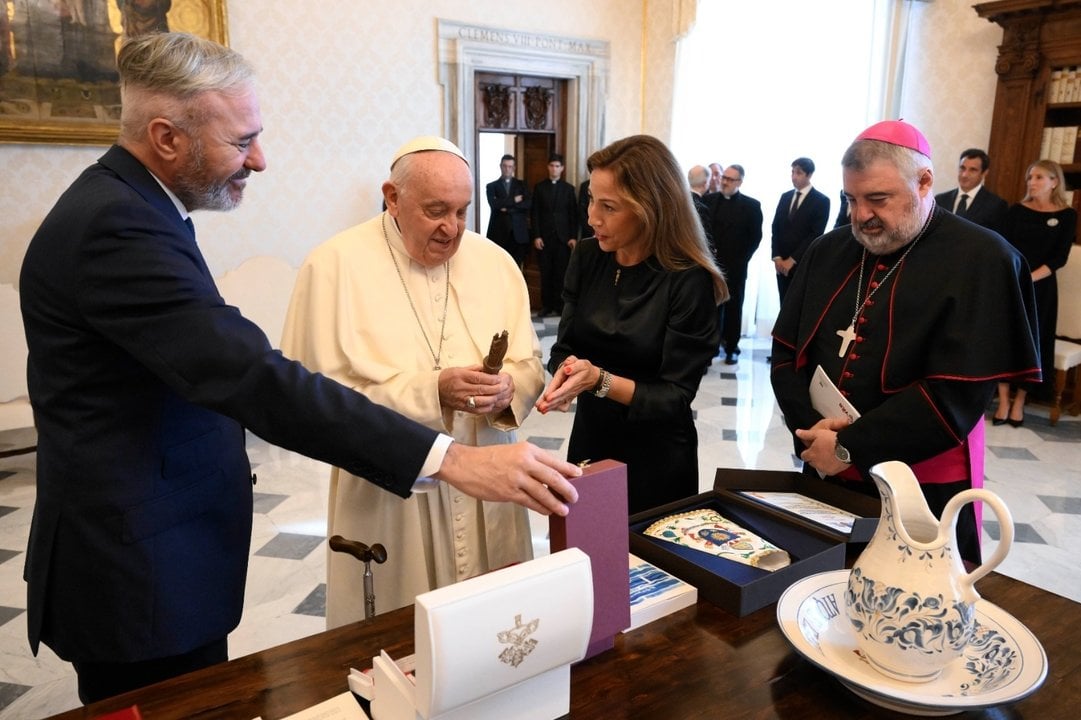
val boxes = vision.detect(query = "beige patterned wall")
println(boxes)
[900,1,1003,189]
[0,0,645,285]
[642,0,677,140]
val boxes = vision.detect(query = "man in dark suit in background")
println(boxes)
[485,153,531,267]
[578,178,591,238]
[771,157,830,306]
[531,153,578,316]
[19,32,579,705]
[934,148,1009,234]
[688,164,713,242]
[707,162,724,194]
[704,164,762,364]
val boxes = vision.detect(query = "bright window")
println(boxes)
[672,0,894,333]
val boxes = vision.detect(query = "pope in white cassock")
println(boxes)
[281,136,544,627]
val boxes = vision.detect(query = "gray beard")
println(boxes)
[172,138,246,212]
[852,203,925,255]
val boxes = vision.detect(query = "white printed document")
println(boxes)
[810,365,860,423]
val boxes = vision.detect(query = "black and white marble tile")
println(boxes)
[1,333,1078,718]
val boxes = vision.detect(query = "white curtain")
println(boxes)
[671,0,909,338]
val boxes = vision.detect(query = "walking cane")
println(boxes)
[328,535,388,619]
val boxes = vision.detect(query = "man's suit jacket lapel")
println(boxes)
[969,188,992,217]
[97,145,215,282]
[783,189,798,226]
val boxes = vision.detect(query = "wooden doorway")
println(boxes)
[475,72,569,312]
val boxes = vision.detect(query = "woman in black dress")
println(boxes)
[536,135,728,514]
[994,159,1076,425]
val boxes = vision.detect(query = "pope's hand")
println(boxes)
[433,442,581,515]
[439,365,514,414]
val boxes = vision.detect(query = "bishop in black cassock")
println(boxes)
[771,121,1039,566]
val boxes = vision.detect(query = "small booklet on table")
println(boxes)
[626,553,697,631]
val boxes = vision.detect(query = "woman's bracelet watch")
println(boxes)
[591,368,612,398]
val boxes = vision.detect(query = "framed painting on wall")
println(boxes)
[0,0,228,145]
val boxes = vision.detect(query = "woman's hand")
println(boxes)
[535,355,599,414]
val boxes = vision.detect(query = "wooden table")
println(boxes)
[50,572,1078,719]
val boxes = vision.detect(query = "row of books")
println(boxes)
[1049,67,1081,104]
[1039,126,1081,166]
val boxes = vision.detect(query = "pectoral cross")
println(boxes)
[836,324,856,358]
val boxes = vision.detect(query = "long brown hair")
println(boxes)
[588,135,728,303]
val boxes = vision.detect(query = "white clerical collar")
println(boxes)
[383,212,410,259]
[383,211,437,273]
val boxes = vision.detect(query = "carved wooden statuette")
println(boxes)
[483,330,509,375]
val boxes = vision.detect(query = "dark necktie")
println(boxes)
[789,191,801,217]
[956,194,969,216]
[181,217,214,281]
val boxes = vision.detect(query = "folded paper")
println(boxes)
[644,509,790,571]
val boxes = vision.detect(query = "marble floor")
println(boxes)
[1,324,1078,719]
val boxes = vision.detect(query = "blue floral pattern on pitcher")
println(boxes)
[846,566,975,658]
[842,461,1015,683]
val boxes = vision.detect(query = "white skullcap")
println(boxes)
[390,136,468,169]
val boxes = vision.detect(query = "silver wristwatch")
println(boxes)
[592,369,612,398]
[834,440,852,464]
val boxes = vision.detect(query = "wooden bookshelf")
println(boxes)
[976,0,1081,242]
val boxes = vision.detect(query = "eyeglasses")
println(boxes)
[720,176,741,183]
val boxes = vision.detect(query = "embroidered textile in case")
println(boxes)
[644,509,791,571]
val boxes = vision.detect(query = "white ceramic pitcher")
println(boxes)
[844,460,1014,683]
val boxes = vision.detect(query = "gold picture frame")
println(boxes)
[0,0,228,146]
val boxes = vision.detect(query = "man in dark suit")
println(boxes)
[485,154,531,267]
[688,164,713,243]
[771,157,831,306]
[531,153,578,316]
[578,177,591,238]
[703,164,763,364]
[707,162,724,193]
[934,148,1009,234]
[19,32,579,705]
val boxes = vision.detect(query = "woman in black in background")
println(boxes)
[995,159,1076,426]
[536,135,727,514]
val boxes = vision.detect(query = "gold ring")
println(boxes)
[467,396,476,409]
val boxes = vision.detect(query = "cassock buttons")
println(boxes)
[877,263,888,271]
